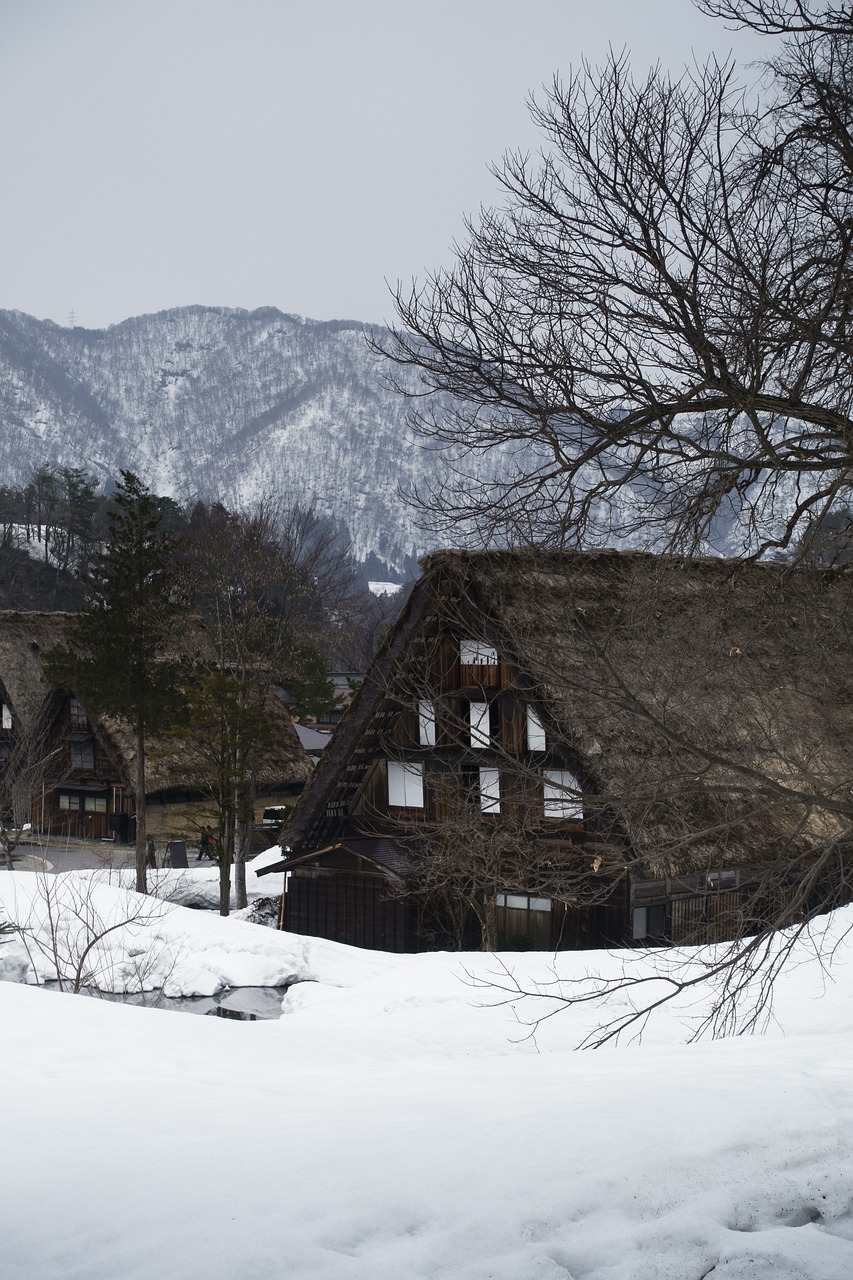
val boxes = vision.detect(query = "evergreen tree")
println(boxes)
[43,472,184,893]
[58,466,100,574]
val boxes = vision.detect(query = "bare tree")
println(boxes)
[365,0,853,1041]
[380,4,853,560]
[12,867,175,994]
[178,499,354,913]
[0,722,64,872]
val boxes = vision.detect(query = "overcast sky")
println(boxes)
[1,1,768,330]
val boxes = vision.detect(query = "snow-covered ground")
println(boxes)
[1,860,852,1279]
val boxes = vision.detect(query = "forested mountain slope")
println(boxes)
[0,306,483,572]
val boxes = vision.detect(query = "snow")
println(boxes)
[1,868,853,1278]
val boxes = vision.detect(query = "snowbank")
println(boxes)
[1,882,853,1278]
[0,868,309,995]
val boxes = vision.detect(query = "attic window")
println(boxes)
[460,640,497,666]
[479,767,500,813]
[543,770,583,819]
[387,761,424,809]
[526,706,546,752]
[69,698,87,729]
[1,704,11,731]
[418,700,436,747]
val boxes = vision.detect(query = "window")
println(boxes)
[68,697,87,728]
[543,770,583,818]
[460,640,498,666]
[70,742,94,771]
[526,706,546,752]
[84,795,107,814]
[387,761,424,808]
[479,767,500,813]
[469,701,490,748]
[496,894,552,912]
[1,703,11,730]
[418,700,436,747]
[58,793,75,811]
[632,904,667,941]
[706,869,737,889]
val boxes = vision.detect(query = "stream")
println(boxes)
[42,982,291,1020]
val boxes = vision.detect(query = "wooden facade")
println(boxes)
[260,590,632,951]
[38,693,134,841]
[285,867,417,952]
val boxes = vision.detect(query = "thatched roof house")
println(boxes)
[0,610,312,843]
[260,549,853,952]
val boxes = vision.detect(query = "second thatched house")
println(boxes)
[257,549,853,952]
[0,611,312,846]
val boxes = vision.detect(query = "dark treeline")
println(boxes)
[0,462,402,670]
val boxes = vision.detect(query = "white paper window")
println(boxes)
[460,640,498,666]
[543,769,583,818]
[479,767,500,813]
[387,761,424,808]
[1,704,11,730]
[526,706,546,751]
[496,894,551,912]
[418,700,436,747]
[470,702,490,748]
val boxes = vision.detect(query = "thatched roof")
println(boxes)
[282,549,853,879]
[134,688,314,795]
[0,611,313,795]
[0,612,72,730]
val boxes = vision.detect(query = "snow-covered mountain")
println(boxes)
[0,305,479,572]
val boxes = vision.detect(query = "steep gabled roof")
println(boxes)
[282,548,853,878]
[0,611,313,794]
[0,611,71,730]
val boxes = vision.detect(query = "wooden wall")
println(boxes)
[285,868,417,952]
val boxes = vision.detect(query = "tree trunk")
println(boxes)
[219,812,234,917]
[233,832,249,911]
[218,854,231,916]
[134,717,147,895]
[479,899,497,952]
[233,772,255,911]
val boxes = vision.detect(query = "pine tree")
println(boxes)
[43,472,184,893]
